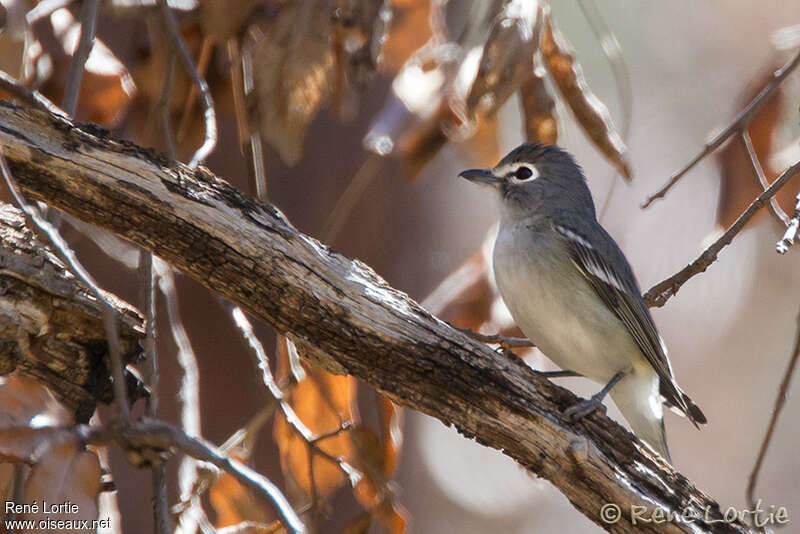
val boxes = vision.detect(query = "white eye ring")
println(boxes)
[494,162,539,183]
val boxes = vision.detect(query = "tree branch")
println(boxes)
[0,102,754,533]
[641,47,800,208]
[644,159,800,308]
[0,202,144,420]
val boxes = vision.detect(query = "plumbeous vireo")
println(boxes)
[459,143,706,461]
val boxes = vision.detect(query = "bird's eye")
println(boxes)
[514,166,533,180]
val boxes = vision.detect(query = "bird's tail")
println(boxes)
[611,372,671,462]
[661,381,707,428]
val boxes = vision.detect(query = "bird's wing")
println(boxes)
[550,213,705,425]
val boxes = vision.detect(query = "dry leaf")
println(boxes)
[22,438,102,534]
[519,64,558,144]
[249,3,335,165]
[0,427,73,464]
[210,461,274,528]
[209,406,278,528]
[716,66,800,227]
[0,375,74,507]
[273,340,357,500]
[465,0,542,117]
[540,8,631,180]
[380,0,432,73]
[0,374,72,428]
[349,398,407,534]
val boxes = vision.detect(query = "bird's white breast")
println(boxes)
[492,222,642,383]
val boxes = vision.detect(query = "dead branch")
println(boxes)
[0,102,756,533]
[643,160,800,308]
[0,420,306,533]
[642,47,800,208]
[0,202,144,419]
[745,304,800,528]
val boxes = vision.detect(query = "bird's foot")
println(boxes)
[564,396,607,421]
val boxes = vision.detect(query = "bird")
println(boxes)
[459,143,705,461]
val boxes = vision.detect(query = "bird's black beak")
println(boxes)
[458,168,500,185]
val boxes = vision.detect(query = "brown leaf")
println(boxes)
[380,0,432,73]
[540,8,631,179]
[0,427,72,464]
[273,339,357,500]
[209,406,278,528]
[21,436,102,534]
[519,64,558,144]
[0,374,71,428]
[349,399,408,534]
[465,0,543,117]
[249,3,336,165]
[210,465,274,528]
[716,66,800,227]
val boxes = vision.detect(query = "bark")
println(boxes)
[0,102,753,533]
[0,203,144,421]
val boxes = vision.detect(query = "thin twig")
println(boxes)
[240,39,267,202]
[171,403,280,521]
[642,47,800,208]
[230,307,362,487]
[0,70,65,116]
[742,130,789,225]
[177,36,213,143]
[453,325,533,348]
[61,0,99,116]
[644,160,800,307]
[776,191,800,254]
[139,251,169,534]
[0,148,131,421]
[77,420,307,534]
[157,0,217,169]
[155,259,203,534]
[745,304,800,533]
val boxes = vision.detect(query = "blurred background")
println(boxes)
[1,0,800,532]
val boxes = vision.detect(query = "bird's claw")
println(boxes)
[564,397,607,421]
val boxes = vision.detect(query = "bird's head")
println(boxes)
[459,143,595,220]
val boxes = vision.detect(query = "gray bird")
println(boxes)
[459,143,705,461]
